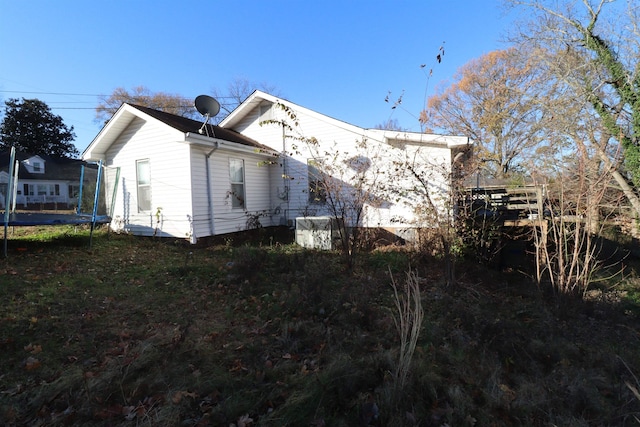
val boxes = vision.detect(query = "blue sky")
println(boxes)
[0,0,516,154]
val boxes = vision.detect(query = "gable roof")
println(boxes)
[220,90,472,149]
[82,103,275,161]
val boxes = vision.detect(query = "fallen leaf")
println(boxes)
[24,357,41,371]
[24,343,42,354]
[172,390,197,404]
[237,413,253,427]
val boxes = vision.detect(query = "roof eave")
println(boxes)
[219,90,276,129]
[186,132,279,157]
[375,130,473,149]
[82,104,186,161]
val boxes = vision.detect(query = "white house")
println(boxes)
[0,150,88,210]
[82,104,279,241]
[221,91,472,242]
[82,92,472,243]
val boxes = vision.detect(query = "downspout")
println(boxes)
[205,142,219,237]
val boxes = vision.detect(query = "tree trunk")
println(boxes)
[595,144,640,219]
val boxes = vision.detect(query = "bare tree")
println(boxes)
[507,0,640,218]
[529,140,616,297]
[210,77,282,123]
[420,47,551,179]
[95,86,196,124]
[374,118,407,131]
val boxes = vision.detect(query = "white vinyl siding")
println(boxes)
[200,149,274,235]
[230,97,457,230]
[104,117,194,238]
[307,159,326,204]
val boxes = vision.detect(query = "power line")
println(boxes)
[0,90,102,96]
[0,89,240,101]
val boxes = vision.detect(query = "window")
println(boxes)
[33,162,42,172]
[68,184,79,199]
[308,159,326,204]
[136,159,151,212]
[229,158,245,209]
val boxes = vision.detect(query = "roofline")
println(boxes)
[369,129,473,149]
[222,90,473,150]
[82,103,185,161]
[186,132,279,157]
[83,103,274,162]
[220,90,368,136]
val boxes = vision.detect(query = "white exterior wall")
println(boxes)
[105,117,194,238]
[230,102,455,231]
[202,147,274,235]
[189,145,274,238]
[189,147,211,240]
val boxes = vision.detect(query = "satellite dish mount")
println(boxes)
[194,95,221,137]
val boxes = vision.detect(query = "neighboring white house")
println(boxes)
[82,93,472,243]
[0,150,87,210]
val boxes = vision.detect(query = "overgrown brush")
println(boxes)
[389,268,424,403]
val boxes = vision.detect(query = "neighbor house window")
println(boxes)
[136,159,151,212]
[229,158,245,209]
[68,184,79,199]
[308,159,326,204]
[33,162,42,172]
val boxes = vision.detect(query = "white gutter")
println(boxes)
[375,130,472,148]
[186,132,278,157]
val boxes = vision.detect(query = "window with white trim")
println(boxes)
[136,159,151,212]
[23,183,60,197]
[229,158,245,209]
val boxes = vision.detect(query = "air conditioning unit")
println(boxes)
[295,216,341,250]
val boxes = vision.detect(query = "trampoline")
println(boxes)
[4,212,111,226]
[2,146,118,256]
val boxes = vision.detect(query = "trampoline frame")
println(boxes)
[2,147,113,256]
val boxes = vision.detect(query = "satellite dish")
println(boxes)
[194,95,220,136]
[194,95,220,118]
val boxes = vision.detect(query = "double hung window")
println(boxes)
[136,159,151,212]
[229,158,245,209]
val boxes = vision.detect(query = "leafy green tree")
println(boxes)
[0,98,78,158]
